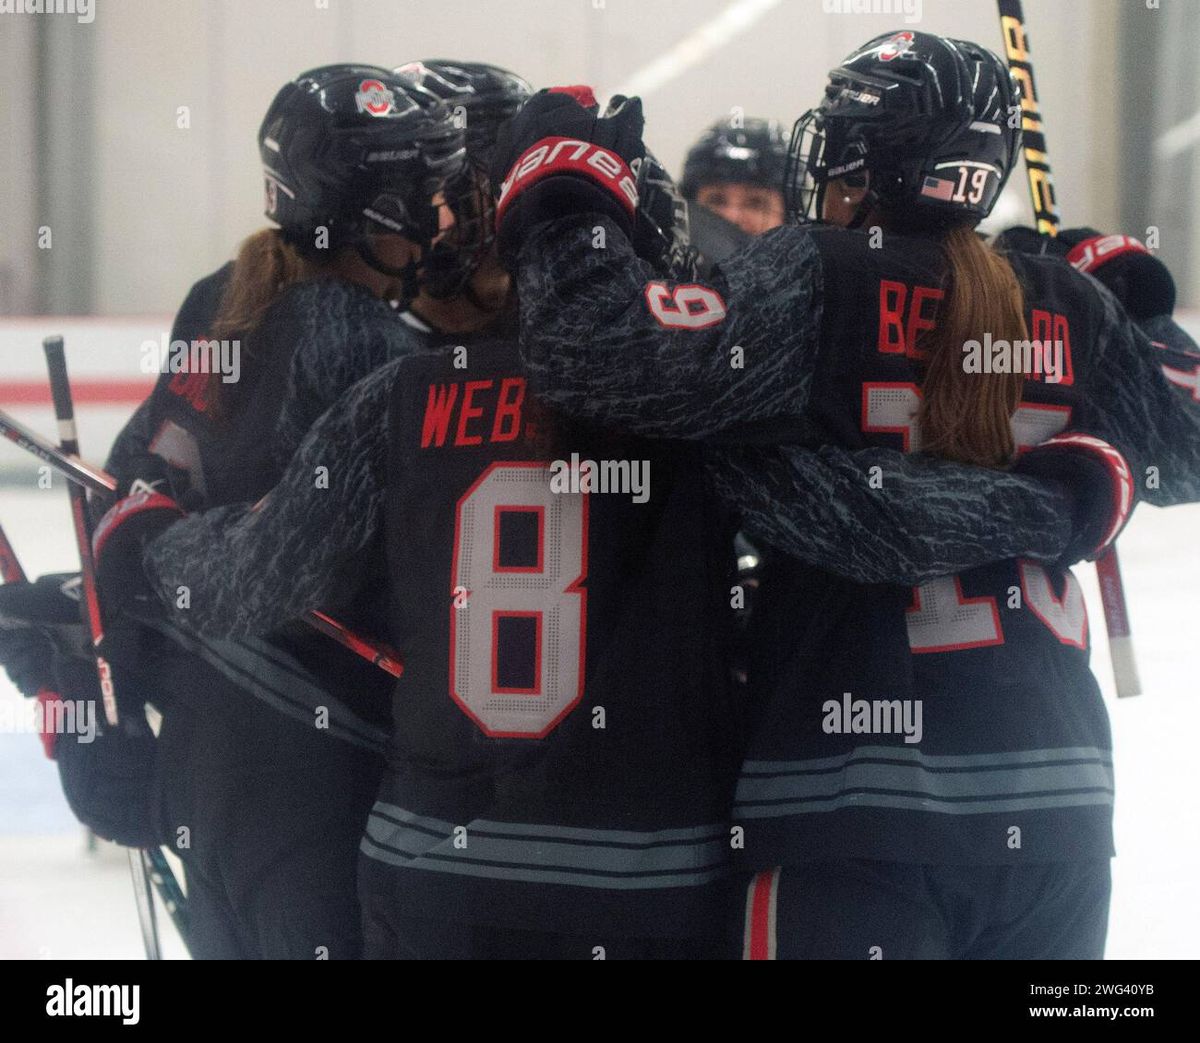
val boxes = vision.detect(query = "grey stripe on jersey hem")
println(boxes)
[734,789,1114,818]
[736,758,1114,804]
[740,745,1113,776]
[361,803,730,889]
[359,837,731,890]
[735,746,1114,817]
[370,800,729,846]
[145,620,388,755]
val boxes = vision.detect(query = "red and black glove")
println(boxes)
[0,574,92,757]
[92,488,185,621]
[491,86,646,260]
[996,226,1175,321]
[1014,432,1136,566]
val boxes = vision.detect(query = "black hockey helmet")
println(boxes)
[635,149,699,281]
[680,117,789,200]
[784,30,1022,229]
[393,59,533,299]
[395,59,533,167]
[258,64,466,283]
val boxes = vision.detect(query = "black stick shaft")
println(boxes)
[42,338,118,726]
[0,407,403,677]
[43,336,165,960]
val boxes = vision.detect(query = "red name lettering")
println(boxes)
[1029,309,1075,384]
[420,377,529,449]
[167,370,209,413]
[877,280,944,358]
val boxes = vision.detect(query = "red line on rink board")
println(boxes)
[0,380,153,406]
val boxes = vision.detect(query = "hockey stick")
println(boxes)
[43,336,164,961]
[5,518,192,959]
[998,0,1142,698]
[0,522,27,584]
[2,520,190,949]
[0,406,404,678]
[41,340,117,727]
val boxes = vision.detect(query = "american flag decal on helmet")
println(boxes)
[920,176,955,201]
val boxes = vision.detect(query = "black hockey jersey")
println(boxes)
[147,329,742,938]
[732,228,1185,868]
[108,265,394,742]
[511,215,1200,869]
[357,333,741,937]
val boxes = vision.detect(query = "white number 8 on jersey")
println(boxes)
[451,462,588,738]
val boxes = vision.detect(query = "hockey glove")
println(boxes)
[492,86,645,261]
[0,626,55,700]
[93,489,185,621]
[0,573,90,699]
[997,226,1175,321]
[55,717,160,848]
[1015,433,1136,566]
[117,452,201,509]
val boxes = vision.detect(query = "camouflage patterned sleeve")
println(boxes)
[517,214,822,439]
[1078,282,1200,507]
[706,444,1076,586]
[143,359,398,639]
[274,282,413,466]
[1140,313,1200,419]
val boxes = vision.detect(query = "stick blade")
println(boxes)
[1109,634,1142,699]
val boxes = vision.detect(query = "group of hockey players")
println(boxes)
[2,29,1199,960]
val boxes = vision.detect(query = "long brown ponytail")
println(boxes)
[916,224,1027,468]
[211,228,318,340]
[204,228,321,414]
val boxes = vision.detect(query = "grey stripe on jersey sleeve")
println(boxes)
[146,619,388,754]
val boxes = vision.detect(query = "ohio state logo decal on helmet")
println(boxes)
[356,79,395,116]
[878,31,915,62]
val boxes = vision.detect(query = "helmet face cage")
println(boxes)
[361,183,437,248]
[784,110,826,223]
[421,163,496,299]
[393,59,532,297]
[635,153,698,281]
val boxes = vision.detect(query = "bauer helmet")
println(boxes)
[393,59,533,298]
[634,148,698,281]
[258,64,466,281]
[784,31,1022,229]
